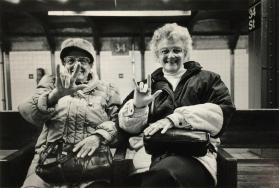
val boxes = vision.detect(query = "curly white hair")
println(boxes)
[150,23,193,60]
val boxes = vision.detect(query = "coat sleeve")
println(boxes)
[93,83,122,144]
[118,99,149,134]
[167,103,223,137]
[18,75,57,128]
[203,73,235,137]
[167,73,235,137]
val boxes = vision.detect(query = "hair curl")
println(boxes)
[150,23,192,60]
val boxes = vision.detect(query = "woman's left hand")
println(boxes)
[73,134,102,158]
[144,118,174,136]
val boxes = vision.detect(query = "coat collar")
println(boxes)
[73,79,99,98]
[82,80,99,93]
[151,61,202,82]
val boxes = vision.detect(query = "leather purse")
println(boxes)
[143,129,210,157]
[35,139,112,185]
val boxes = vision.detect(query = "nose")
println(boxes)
[74,61,82,66]
[167,50,176,58]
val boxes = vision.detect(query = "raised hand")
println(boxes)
[133,74,162,108]
[47,63,87,106]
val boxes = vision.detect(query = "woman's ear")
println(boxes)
[184,51,190,61]
[87,70,93,81]
[87,68,100,81]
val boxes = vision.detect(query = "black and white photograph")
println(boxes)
[0,0,279,187]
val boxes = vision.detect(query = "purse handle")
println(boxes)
[38,139,64,165]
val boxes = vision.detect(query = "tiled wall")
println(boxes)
[192,49,248,109]
[191,49,231,90]
[9,51,52,110]
[100,51,142,101]
[234,49,249,109]
[145,51,161,76]
[3,49,248,110]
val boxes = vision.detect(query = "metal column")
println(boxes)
[230,49,235,102]
[3,51,12,110]
[261,0,278,108]
[0,48,6,110]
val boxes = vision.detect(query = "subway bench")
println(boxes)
[1,109,279,187]
[0,111,38,187]
[113,109,279,188]
[220,109,279,188]
[0,111,126,187]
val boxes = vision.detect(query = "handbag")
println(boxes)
[35,100,114,185]
[143,129,210,157]
[35,139,112,184]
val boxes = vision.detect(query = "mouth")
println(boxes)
[165,60,178,65]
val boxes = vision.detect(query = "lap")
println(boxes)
[22,154,109,188]
[127,155,214,188]
[22,173,51,188]
[22,171,109,188]
[22,154,51,188]
[151,155,214,187]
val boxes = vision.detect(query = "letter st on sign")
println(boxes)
[249,2,261,32]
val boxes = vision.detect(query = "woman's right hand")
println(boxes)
[47,63,87,106]
[133,75,162,108]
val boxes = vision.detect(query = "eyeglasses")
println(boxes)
[63,56,91,66]
[158,47,183,56]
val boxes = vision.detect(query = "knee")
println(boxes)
[21,173,50,188]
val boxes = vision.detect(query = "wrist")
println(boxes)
[133,100,147,109]
[47,89,62,106]
[134,104,147,109]
[93,133,105,143]
[165,117,175,127]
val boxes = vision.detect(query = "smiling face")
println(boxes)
[63,49,93,83]
[157,38,187,74]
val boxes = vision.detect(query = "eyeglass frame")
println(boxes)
[63,56,92,66]
[158,47,184,56]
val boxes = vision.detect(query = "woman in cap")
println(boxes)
[19,38,121,188]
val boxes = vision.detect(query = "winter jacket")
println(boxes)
[18,75,121,155]
[118,61,235,185]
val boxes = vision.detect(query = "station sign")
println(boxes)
[111,38,131,55]
[249,1,261,32]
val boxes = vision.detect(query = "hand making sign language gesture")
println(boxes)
[47,63,87,106]
[132,75,174,136]
[47,63,103,158]
[117,24,236,188]
[132,74,162,108]
[19,38,124,186]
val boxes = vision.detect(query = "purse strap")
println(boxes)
[63,100,73,144]
[38,100,72,165]
[38,139,64,165]
[63,95,90,144]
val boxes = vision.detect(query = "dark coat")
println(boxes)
[123,61,235,138]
